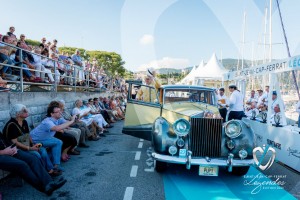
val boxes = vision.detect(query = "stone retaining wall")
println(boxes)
[0,92,114,131]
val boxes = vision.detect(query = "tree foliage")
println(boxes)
[59,47,126,77]
[25,39,40,47]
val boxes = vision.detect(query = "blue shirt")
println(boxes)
[71,54,82,64]
[30,117,66,141]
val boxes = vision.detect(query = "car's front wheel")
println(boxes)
[231,166,250,176]
[154,160,167,172]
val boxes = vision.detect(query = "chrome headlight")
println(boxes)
[225,120,242,138]
[173,118,190,137]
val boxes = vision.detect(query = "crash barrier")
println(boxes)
[0,41,108,92]
[244,116,300,173]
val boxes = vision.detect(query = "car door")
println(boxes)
[122,81,161,141]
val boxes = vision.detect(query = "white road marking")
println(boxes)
[140,139,144,142]
[144,167,154,172]
[138,142,143,148]
[130,165,138,177]
[123,187,134,200]
[135,151,141,160]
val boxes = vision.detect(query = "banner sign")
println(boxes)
[223,54,300,81]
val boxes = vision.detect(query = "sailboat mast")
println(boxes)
[241,11,246,70]
[269,0,272,62]
[263,7,268,63]
[276,0,300,100]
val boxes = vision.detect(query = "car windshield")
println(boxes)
[164,89,216,105]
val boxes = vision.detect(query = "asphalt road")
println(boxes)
[0,121,299,200]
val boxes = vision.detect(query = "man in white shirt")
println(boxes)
[228,84,245,121]
[270,91,279,114]
[261,86,269,106]
[270,104,285,126]
[245,102,259,118]
[217,88,229,122]
[246,90,257,106]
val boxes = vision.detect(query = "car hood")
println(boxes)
[163,102,219,117]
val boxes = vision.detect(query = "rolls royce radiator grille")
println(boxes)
[190,118,223,157]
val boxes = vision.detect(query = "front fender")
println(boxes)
[152,117,178,154]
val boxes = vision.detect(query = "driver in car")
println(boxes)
[136,69,161,102]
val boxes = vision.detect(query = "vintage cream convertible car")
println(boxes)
[123,81,255,176]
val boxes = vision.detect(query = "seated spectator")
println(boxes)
[270,104,286,126]
[0,132,67,196]
[245,102,259,118]
[58,100,92,147]
[109,97,125,119]
[83,100,108,135]
[3,104,61,176]
[103,97,123,120]
[47,101,80,157]
[15,41,37,82]
[72,100,100,140]
[87,98,111,128]
[0,35,16,77]
[44,53,61,83]
[30,105,76,165]
[7,26,17,39]
[93,97,115,124]
[99,96,118,121]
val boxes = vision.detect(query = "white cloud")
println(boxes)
[137,57,190,71]
[139,34,154,45]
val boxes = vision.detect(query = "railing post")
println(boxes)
[19,49,24,92]
[74,66,77,93]
[87,70,90,91]
[53,61,57,92]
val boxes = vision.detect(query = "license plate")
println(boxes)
[199,165,219,176]
[179,149,187,158]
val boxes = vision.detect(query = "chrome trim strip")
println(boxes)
[152,152,254,167]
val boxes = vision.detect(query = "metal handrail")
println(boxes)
[0,41,105,92]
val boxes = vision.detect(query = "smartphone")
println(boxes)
[10,143,16,148]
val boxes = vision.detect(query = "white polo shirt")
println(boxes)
[229,90,244,111]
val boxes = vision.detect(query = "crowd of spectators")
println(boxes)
[0,95,126,196]
[0,26,127,93]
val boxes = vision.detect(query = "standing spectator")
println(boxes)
[217,88,229,122]
[7,26,16,38]
[270,91,279,114]
[257,89,264,110]
[71,49,84,86]
[228,84,245,120]
[245,90,257,106]
[261,86,270,106]
[40,38,49,57]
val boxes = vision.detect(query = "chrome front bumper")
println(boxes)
[152,151,254,171]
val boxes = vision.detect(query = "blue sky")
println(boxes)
[1,0,299,72]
